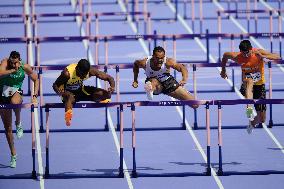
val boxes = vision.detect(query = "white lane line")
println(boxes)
[259,0,284,21]
[69,1,134,188]
[25,0,45,188]
[212,0,284,73]
[118,0,224,188]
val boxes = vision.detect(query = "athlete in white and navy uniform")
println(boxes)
[132,46,197,108]
[144,55,180,95]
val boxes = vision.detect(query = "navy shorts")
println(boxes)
[145,74,179,95]
[240,84,266,111]
[63,86,99,102]
[0,89,23,104]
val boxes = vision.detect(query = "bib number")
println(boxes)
[2,85,19,97]
[245,72,261,83]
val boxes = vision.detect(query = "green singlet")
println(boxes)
[0,63,25,93]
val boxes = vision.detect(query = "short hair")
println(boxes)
[152,46,165,55]
[9,51,21,60]
[77,59,90,73]
[239,40,252,52]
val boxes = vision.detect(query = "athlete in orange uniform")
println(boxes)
[220,40,281,134]
[53,59,115,126]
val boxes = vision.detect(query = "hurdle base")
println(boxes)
[193,122,198,130]
[118,168,124,178]
[217,169,223,176]
[181,123,186,130]
[104,124,109,131]
[132,171,138,178]
[32,170,37,179]
[269,120,273,128]
[45,167,49,178]
[206,168,211,176]
[116,123,120,131]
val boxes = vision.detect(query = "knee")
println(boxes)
[65,93,75,102]
[10,96,22,104]
[3,121,12,132]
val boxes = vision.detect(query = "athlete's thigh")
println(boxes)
[10,92,23,104]
[78,86,108,101]
[148,78,163,94]
[168,86,194,100]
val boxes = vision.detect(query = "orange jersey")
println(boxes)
[235,48,265,85]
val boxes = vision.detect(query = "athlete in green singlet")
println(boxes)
[0,51,39,168]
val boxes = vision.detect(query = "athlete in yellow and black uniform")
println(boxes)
[53,59,115,126]
[220,40,281,134]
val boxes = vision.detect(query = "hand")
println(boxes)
[9,69,17,74]
[132,81,138,88]
[220,70,228,79]
[179,80,187,86]
[31,96,38,104]
[107,86,115,93]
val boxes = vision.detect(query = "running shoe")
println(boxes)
[10,154,17,168]
[144,81,153,100]
[246,106,257,121]
[65,109,73,127]
[16,122,24,139]
[100,99,111,103]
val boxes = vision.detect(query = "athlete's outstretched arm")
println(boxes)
[220,52,238,79]
[255,49,281,61]
[89,68,115,93]
[167,58,188,86]
[132,58,146,88]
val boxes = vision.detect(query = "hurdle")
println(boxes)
[217,9,284,57]
[0,13,31,64]
[187,59,284,129]
[131,100,213,177]
[0,103,37,179]
[216,98,284,176]
[43,102,127,178]
[86,11,151,37]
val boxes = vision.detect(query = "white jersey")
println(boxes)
[145,56,170,82]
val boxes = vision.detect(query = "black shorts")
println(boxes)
[145,74,180,95]
[0,89,23,104]
[63,86,99,102]
[240,84,266,111]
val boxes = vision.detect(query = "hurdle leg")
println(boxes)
[131,103,137,177]
[105,107,109,131]
[118,104,124,178]
[45,107,50,178]
[182,105,186,130]
[217,103,223,176]
[205,102,211,176]
[31,105,37,179]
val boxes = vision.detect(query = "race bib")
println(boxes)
[245,72,261,83]
[250,72,261,83]
[157,74,170,82]
[2,85,19,97]
[65,84,81,91]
